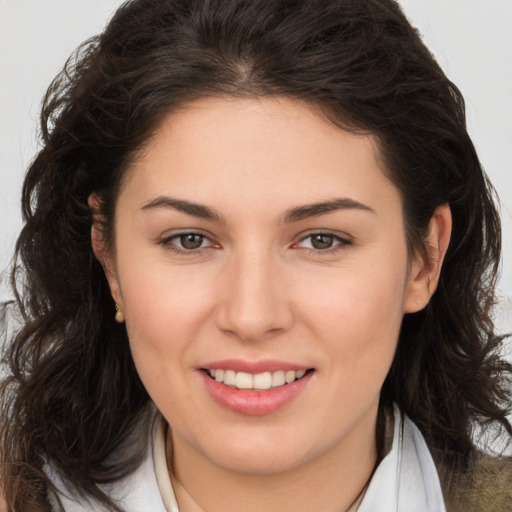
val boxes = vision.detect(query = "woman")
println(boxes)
[1,0,511,510]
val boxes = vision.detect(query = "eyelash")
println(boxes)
[294,232,353,254]
[159,231,216,255]
[159,231,353,255]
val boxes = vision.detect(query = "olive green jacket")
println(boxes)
[443,455,512,512]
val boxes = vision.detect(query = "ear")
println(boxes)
[404,204,452,313]
[88,193,123,309]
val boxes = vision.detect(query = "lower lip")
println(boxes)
[200,371,313,415]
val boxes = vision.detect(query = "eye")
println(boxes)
[307,233,336,250]
[178,233,206,250]
[295,232,351,252]
[160,231,217,253]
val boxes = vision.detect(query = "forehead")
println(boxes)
[120,96,401,219]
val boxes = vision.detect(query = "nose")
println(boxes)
[215,249,294,342]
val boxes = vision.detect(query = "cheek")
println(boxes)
[119,245,215,331]
[125,281,208,334]
[121,279,205,421]
[116,255,217,389]
[300,262,406,334]
[297,255,407,375]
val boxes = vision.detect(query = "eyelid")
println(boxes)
[292,230,353,252]
[158,229,220,254]
[157,229,352,255]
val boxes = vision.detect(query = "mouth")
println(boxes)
[203,368,313,391]
[199,360,315,415]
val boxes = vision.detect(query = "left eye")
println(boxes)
[297,233,348,251]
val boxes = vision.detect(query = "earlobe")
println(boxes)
[88,193,124,309]
[404,204,452,313]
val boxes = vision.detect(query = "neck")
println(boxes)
[167,408,379,512]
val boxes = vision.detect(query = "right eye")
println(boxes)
[160,232,216,254]
[176,233,207,250]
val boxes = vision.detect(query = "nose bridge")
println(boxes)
[217,244,291,341]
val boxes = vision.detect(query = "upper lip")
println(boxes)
[201,359,312,374]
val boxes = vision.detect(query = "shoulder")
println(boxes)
[444,453,512,512]
[45,409,165,512]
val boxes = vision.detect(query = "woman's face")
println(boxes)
[100,97,435,475]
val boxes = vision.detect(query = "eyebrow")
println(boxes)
[283,198,375,222]
[141,195,375,223]
[141,196,225,223]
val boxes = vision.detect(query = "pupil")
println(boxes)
[181,234,203,249]
[312,234,333,249]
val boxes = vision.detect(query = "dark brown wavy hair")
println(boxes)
[1,0,511,510]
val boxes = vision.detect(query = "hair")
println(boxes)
[1,0,511,510]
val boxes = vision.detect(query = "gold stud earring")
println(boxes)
[115,303,125,323]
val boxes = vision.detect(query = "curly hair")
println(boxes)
[1,0,511,510]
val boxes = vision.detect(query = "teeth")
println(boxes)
[285,370,296,384]
[235,372,253,389]
[253,372,272,390]
[271,370,285,387]
[207,368,308,390]
[224,370,236,386]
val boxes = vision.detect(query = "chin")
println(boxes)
[191,426,322,475]
[209,447,310,475]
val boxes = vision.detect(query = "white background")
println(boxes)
[1,0,511,345]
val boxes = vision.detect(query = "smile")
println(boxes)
[206,369,308,390]
[200,365,315,415]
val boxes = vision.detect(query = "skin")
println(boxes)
[91,96,451,512]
